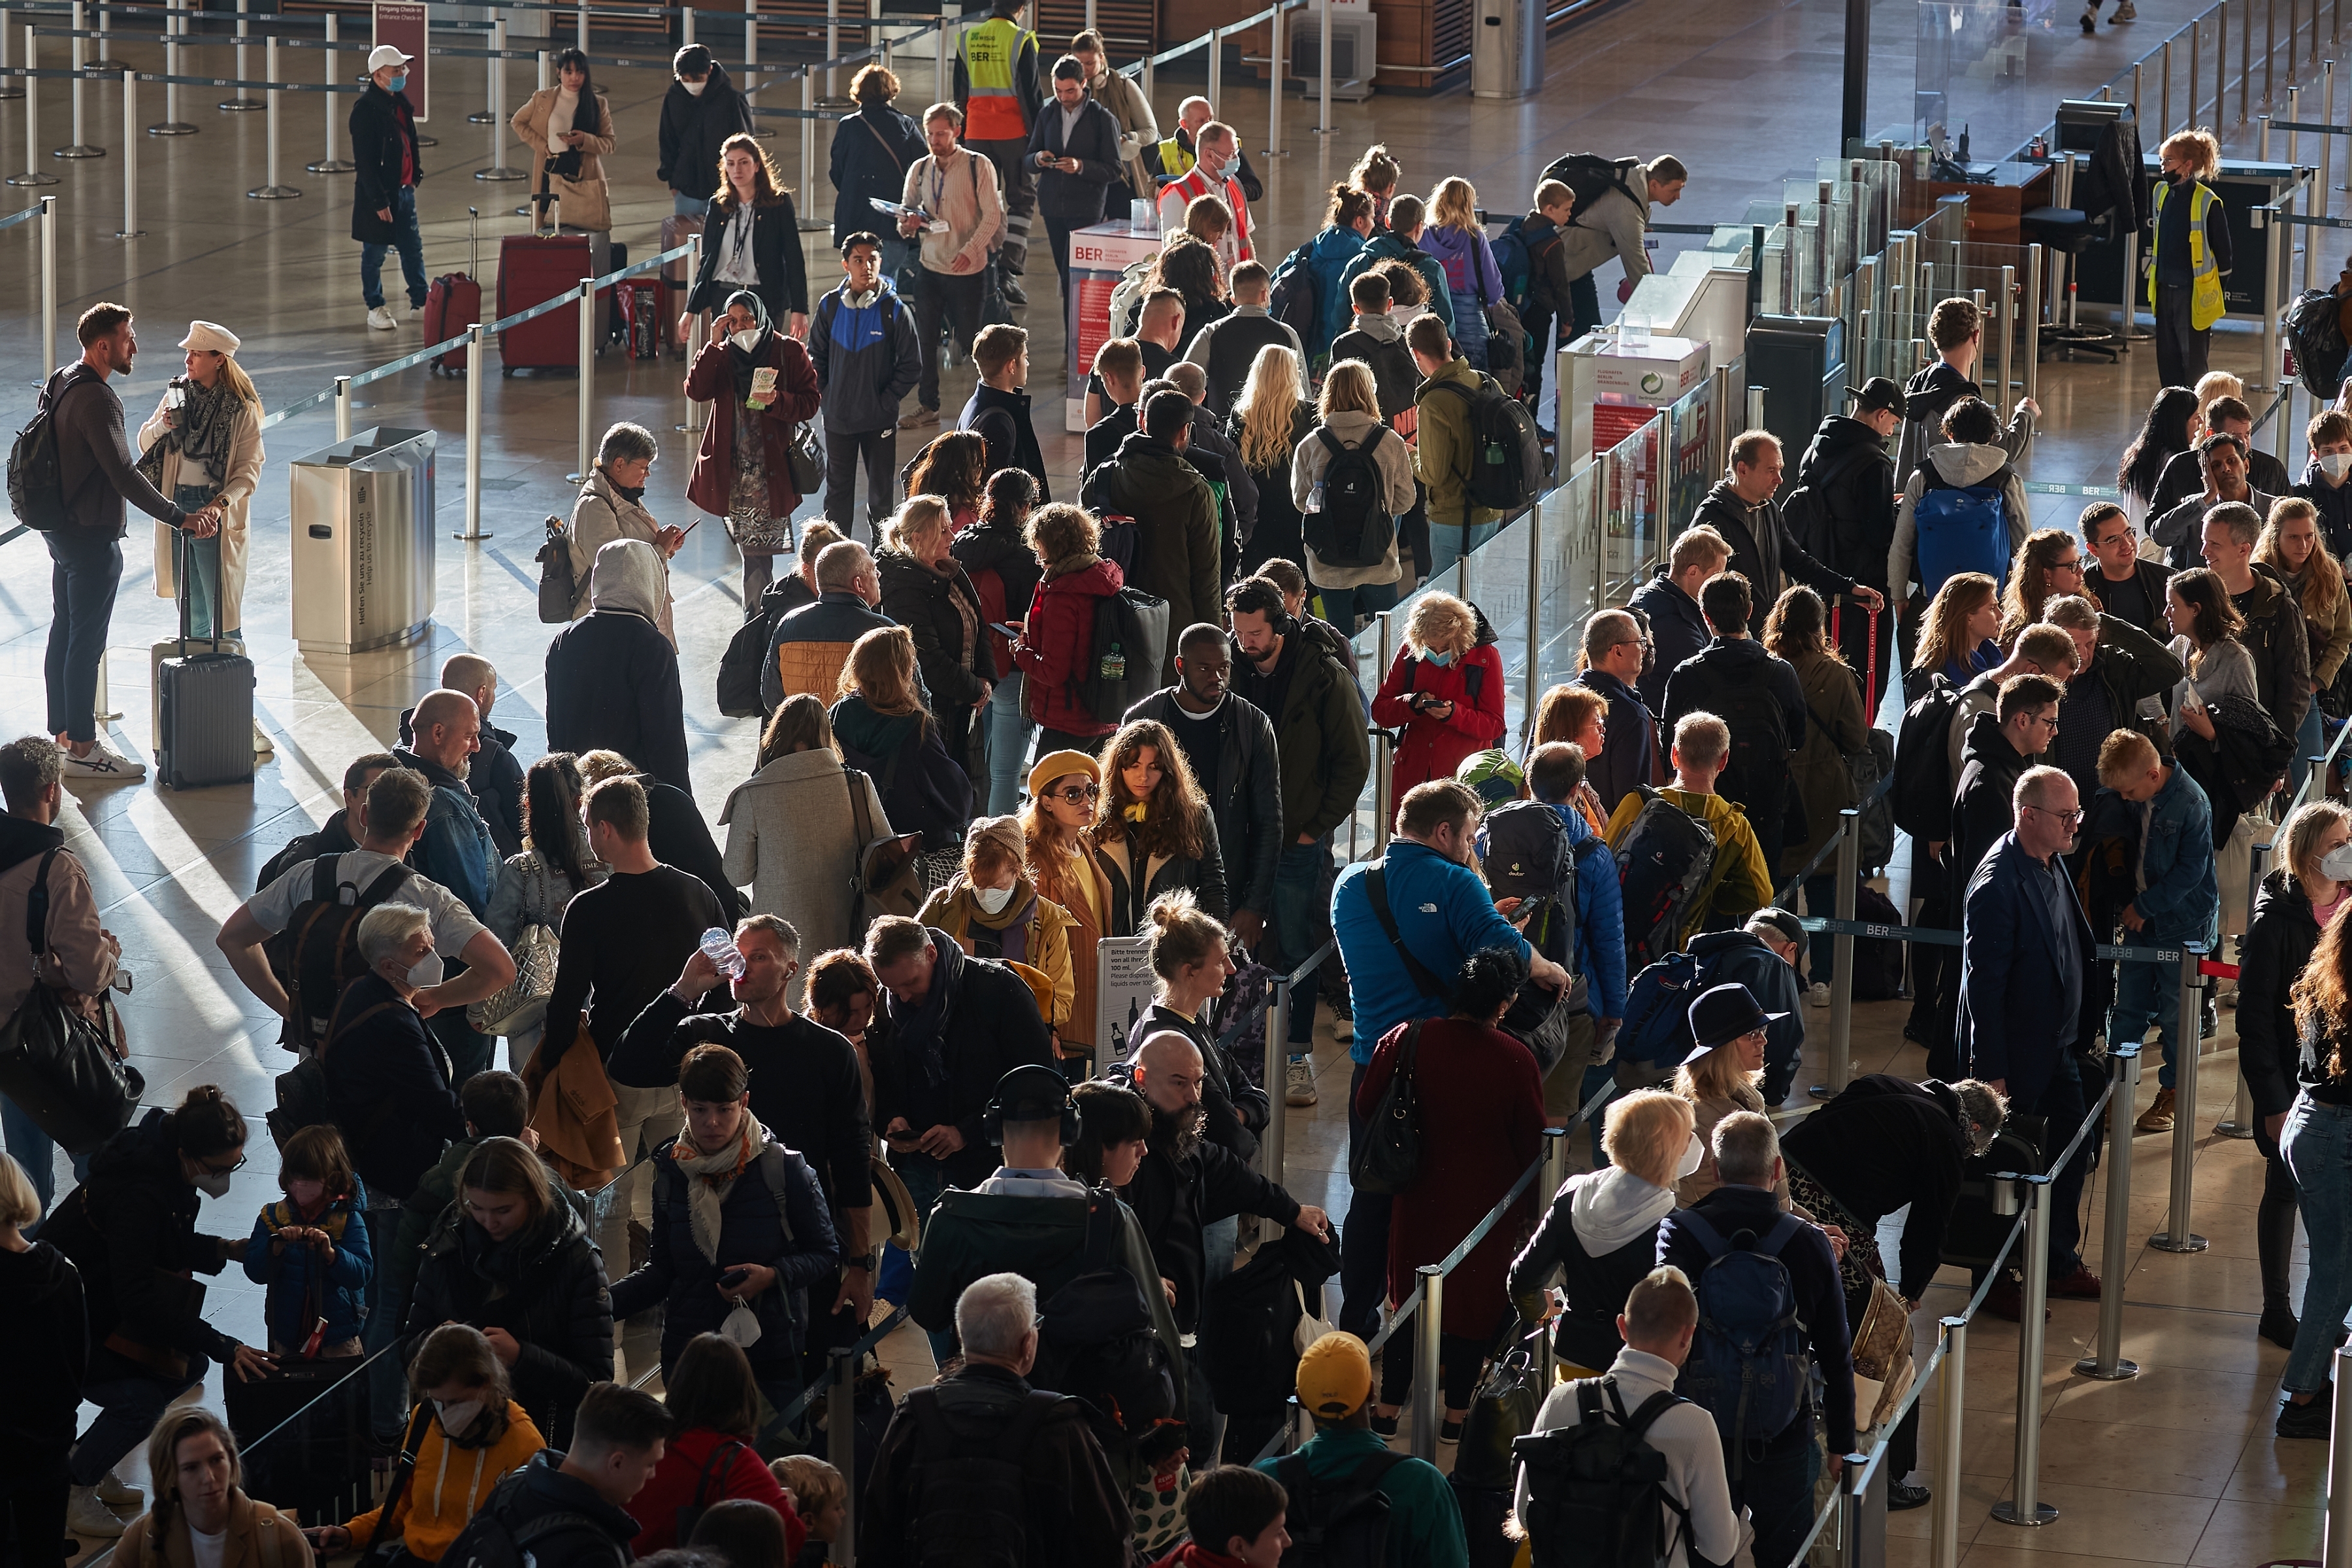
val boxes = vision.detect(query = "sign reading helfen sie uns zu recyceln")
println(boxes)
[374,1,428,121]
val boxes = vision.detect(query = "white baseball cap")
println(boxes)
[367,44,412,74]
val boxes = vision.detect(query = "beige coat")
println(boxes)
[138,392,264,635]
[568,469,675,644]
[721,748,892,1009]
[114,1489,316,1568]
[510,86,616,232]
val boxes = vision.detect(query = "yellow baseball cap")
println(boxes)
[1295,1331,1374,1418]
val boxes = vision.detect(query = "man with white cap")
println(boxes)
[350,44,427,331]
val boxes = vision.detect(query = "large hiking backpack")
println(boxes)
[1676,1211,1810,1478]
[1484,800,1589,1068]
[1512,1375,1695,1568]
[1303,426,1397,568]
[1079,585,1170,723]
[1269,242,1322,346]
[2290,286,2352,398]
[1541,152,1643,217]
[1616,948,1708,1070]
[1275,1447,1414,1568]
[1491,215,1539,313]
[1889,676,1965,840]
[1032,1188,1180,1459]
[1614,786,1716,971]
[285,855,417,1051]
[7,365,89,534]
[1428,374,1544,517]
[1911,470,2012,598]
[1667,663,1791,819]
[906,1386,1068,1568]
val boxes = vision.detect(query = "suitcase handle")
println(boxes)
[175,519,228,659]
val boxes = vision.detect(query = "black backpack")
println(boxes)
[1276,1446,1414,1568]
[716,577,803,719]
[1540,152,1642,217]
[1030,1189,1179,1459]
[1080,586,1171,724]
[1482,800,1586,991]
[905,1385,1068,1568]
[1668,662,1791,811]
[7,366,88,534]
[1269,242,1322,344]
[1304,426,1397,569]
[441,1469,625,1568]
[285,855,417,1051]
[1512,1375,1693,1568]
[1614,785,1717,972]
[1427,375,1544,517]
[1890,676,1965,840]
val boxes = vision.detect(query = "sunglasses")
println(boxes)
[1052,783,1102,804]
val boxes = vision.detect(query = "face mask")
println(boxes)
[2321,454,2352,481]
[287,1179,325,1209]
[192,1168,233,1199]
[1674,1131,1707,1181]
[408,951,444,990]
[681,78,706,95]
[388,73,407,93]
[1423,649,1454,667]
[434,1398,487,1438]
[731,328,762,352]
[975,884,1015,915]
[2324,845,2352,881]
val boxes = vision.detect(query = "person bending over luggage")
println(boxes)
[1512,1267,1739,1568]
[861,1271,1132,1567]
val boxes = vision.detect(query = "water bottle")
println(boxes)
[699,927,745,980]
[1305,478,1325,514]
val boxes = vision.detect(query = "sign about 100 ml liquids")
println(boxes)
[1064,221,1166,433]
[1093,934,1156,1079]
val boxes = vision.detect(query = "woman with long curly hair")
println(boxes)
[1996,527,2089,646]
[905,429,991,530]
[2278,898,2352,1433]
[1371,591,1506,793]
[1229,343,1316,576]
[2118,385,2198,530]
[2255,495,2352,788]
[1090,719,1228,932]
[1910,571,2002,692]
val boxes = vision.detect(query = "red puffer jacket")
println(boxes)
[1017,555,1124,736]
[1371,640,1508,793]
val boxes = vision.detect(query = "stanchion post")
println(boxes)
[1316,0,1331,131]
[222,0,261,109]
[2077,1044,2144,1379]
[1413,1265,1443,1460]
[310,12,353,172]
[0,10,18,104]
[2325,1345,2352,1568]
[1931,1316,1966,1568]
[7,27,59,185]
[2151,945,2210,1252]
[578,0,587,50]
[89,0,116,71]
[1524,480,1541,730]
[1267,5,1285,156]
[1812,809,1859,1100]
[248,38,302,198]
[1208,22,1222,107]
[683,3,696,48]
[41,193,56,367]
[152,0,196,136]
[116,67,139,237]
[678,234,709,433]
[474,18,526,179]
[57,0,104,155]
[800,68,813,216]
[572,276,595,482]
[827,1345,858,1568]
[1991,1175,2059,1526]
[333,375,353,440]
[1262,973,1290,1192]
[458,324,491,540]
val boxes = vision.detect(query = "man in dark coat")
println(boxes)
[322,904,469,1201]
[1079,392,1221,683]
[1627,526,1731,713]
[349,46,426,330]
[828,68,928,254]
[1792,380,1903,694]
[657,47,754,211]
[960,323,1051,499]
[1571,610,1656,816]
[2080,502,2173,640]
[1024,56,1122,308]
[1692,431,1882,636]
[1950,676,2061,891]
[444,1385,668,1567]
[545,546,691,799]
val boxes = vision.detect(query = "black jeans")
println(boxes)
[1044,214,1078,309]
[824,426,898,538]
[2019,1053,2093,1276]
[1568,272,1603,341]
[1695,1416,1819,1568]
[1340,1058,1392,1339]
[2153,279,2210,389]
[44,523,124,744]
[915,267,987,412]
[1,1456,69,1568]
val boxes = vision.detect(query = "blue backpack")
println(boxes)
[1491,216,1534,310]
[1618,949,1707,1069]
[1676,1211,1810,1478]
[1910,471,2011,600]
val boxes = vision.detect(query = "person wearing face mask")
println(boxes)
[2148,129,2234,389]
[240,1123,374,1364]
[41,1087,276,1541]
[350,45,427,331]
[307,1323,547,1561]
[1157,120,1253,271]
[659,44,755,217]
[919,816,1079,1043]
[1372,591,1507,797]
[685,284,823,606]
[569,421,685,637]
[316,901,470,1197]
[2296,409,2352,559]
[403,1137,616,1450]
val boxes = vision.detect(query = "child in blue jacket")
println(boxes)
[1519,743,1630,1123]
[243,1123,375,1358]
[2099,730,2219,1122]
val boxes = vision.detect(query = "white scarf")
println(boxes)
[671,1113,771,1264]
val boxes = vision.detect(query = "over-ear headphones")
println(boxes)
[1226,576,1299,640]
[981,1062,1083,1147]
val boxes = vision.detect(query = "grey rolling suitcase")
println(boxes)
[157,547,255,791]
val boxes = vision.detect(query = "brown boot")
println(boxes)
[2134,1086,2177,1135]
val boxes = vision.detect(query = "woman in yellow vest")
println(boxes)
[2149,128,2232,390]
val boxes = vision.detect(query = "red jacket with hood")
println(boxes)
[1017,554,1124,736]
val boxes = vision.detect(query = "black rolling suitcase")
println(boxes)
[157,548,255,791]
[225,1356,370,1525]
[1941,1113,2049,1271]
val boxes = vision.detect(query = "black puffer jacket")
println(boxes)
[2240,866,2321,1128]
[877,546,997,714]
[657,61,755,200]
[403,1194,615,1448]
[1778,1073,1970,1301]
[1793,414,1897,589]
[868,930,1056,1188]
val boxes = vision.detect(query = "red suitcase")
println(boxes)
[497,231,595,374]
[424,210,483,378]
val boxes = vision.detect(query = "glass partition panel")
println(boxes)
[1601,416,1665,607]
[1469,512,1537,749]
[1916,0,2040,166]
[1536,461,1601,704]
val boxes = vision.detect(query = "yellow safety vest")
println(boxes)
[958,17,1033,142]
[2148,179,2225,332]
[1156,134,1196,180]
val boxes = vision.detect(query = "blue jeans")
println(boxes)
[2284,1094,2352,1393]
[1702,1420,1820,1568]
[1273,839,1330,1051]
[171,485,233,640]
[360,186,428,310]
[987,677,1036,816]
[893,1154,959,1363]
[1315,578,1399,640]
[2295,702,2328,798]
[361,1206,410,1438]
[673,191,711,218]
[1426,517,1502,582]
[1,1097,88,1220]
[43,524,123,745]
[2112,957,2186,1089]
[73,1353,208,1484]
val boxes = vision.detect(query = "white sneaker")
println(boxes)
[1808,981,1831,1009]
[253,721,274,757]
[67,1486,127,1539]
[366,305,397,331]
[61,740,145,781]
[93,1474,143,1509]
[1286,1057,1318,1108]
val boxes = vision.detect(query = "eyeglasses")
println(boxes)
[2051,557,2083,574]
[1052,783,1102,804]
[2029,713,2061,730]
[197,1152,248,1178]
[2027,804,2085,826]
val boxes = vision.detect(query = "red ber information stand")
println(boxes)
[1064,220,1164,433]
[372,0,429,121]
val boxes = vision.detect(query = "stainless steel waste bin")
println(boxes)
[1471,0,1541,99]
[289,427,439,655]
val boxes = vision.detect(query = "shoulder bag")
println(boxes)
[468,858,562,1035]
[0,849,146,1154]
[536,514,577,624]
[1347,1017,1422,1195]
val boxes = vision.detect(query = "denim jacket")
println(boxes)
[2125,764,2219,944]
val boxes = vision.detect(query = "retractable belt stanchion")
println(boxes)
[1810,810,1859,1100]
[570,276,595,482]
[116,67,140,236]
[1930,1316,1967,1568]
[40,192,55,365]
[828,1345,858,1568]
[458,324,491,540]
[1535,1127,1571,1388]
[333,375,353,440]
[310,12,353,172]
[2076,1044,2144,1380]
[0,11,20,103]
[6,27,57,184]
[248,38,302,198]
[57,0,101,155]
[150,0,193,136]
[475,18,525,180]
[1412,1264,1443,1460]
[2151,944,2210,1253]
[1267,7,1284,156]
[89,0,118,72]
[222,0,261,110]
[678,232,709,434]
[1991,1173,2059,1526]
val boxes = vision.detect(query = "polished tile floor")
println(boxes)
[0,0,2335,1555]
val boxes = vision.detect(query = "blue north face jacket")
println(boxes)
[810,279,921,434]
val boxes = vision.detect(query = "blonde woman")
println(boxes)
[1418,178,1504,371]
[918,815,1077,1038]
[2256,495,2352,791]
[1228,343,1315,576]
[137,322,262,649]
[876,495,994,782]
[830,625,970,887]
[510,48,615,269]
[116,1410,316,1567]
[1022,749,1112,1069]
[1292,359,1413,631]
[1370,591,1505,792]
[1673,988,1808,1213]
[722,694,892,1006]
[2151,129,2229,387]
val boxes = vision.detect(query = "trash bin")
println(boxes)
[289,427,439,655]
[1471,0,1541,100]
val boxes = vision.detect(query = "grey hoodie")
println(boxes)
[1569,1164,1678,1254]
[1887,441,2034,603]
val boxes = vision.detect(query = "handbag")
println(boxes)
[1450,1329,1543,1490]
[0,849,145,1154]
[545,146,584,182]
[787,419,825,495]
[1347,1018,1423,1195]
[534,515,576,624]
[1292,1277,1337,1355]
[468,922,559,1035]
